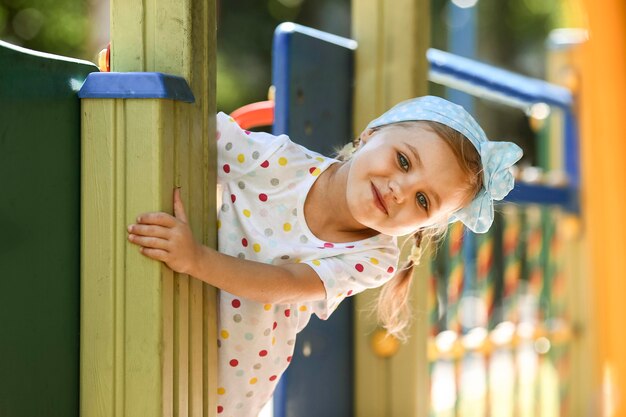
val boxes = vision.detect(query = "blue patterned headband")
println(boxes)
[367,95,523,234]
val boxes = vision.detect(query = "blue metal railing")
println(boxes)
[427,48,579,212]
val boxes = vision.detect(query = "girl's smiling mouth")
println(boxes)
[371,182,388,215]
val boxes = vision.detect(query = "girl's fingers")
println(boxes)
[128,234,169,250]
[127,224,170,239]
[173,188,188,223]
[135,212,177,227]
[139,247,169,262]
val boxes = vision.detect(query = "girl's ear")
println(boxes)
[359,128,376,144]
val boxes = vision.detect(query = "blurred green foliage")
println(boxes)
[0,0,90,59]
[1,0,564,128]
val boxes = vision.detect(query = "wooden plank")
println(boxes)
[352,0,430,416]
[81,99,116,417]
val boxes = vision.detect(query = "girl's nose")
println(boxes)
[389,180,405,204]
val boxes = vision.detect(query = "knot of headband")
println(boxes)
[367,95,523,234]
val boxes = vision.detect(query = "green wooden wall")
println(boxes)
[0,40,97,417]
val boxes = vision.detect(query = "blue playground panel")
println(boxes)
[271,23,357,417]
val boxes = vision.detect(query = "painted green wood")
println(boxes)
[81,1,217,416]
[0,40,97,417]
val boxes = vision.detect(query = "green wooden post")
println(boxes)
[80,1,217,417]
[351,1,430,416]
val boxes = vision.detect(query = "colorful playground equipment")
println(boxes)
[2,0,626,415]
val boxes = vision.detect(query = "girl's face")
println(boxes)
[345,124,471,236]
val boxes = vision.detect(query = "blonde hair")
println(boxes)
[338,121,484,342]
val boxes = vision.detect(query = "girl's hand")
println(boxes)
[127,188,200,276]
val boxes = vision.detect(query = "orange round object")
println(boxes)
[370,328,400,358]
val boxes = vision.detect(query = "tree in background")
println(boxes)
[0,0,90,59]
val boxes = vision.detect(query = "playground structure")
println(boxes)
[1,0,626,416]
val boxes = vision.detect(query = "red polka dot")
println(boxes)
[355,263,364,272]
[261,160,269,168]
[232,299,241,308]
[287,356,292,362]
[284,309,291,317]
[223,164,230,173]
[346,245,355,249]
[229,359,239,367]
[387,266,395,273]
[259,350,268,357]
[347,290,353,296]
[242,238,248,247]
[273,321,278,330]
[244,130,251,135]
[269,375,277,381]
[309,167,317,174]
[259,193,268,202]
[323,242,334,248]
[217,406,223,413]
[231,194,236,203]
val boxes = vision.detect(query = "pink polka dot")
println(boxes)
[346,245,355,249]
[216,130,221,140]
[387,266,395,273]
[284,309,291,317]
[229,359,239,367]
[355,263,364,272]
[273,321,278,330]
[223,164,230,173]
[269,375,277,381]
[217,405,223,414]
[259,193,268,202]
[323,242,334,248]
[347,290,353,296]
[259,350,268,357]
[261,160,269,168]
[232,299,241,308]
[231,194,236,203]
[242,238,248,247]
[244,130,251,135]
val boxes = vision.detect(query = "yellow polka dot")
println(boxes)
[337,293,343,298]
[310,168,321,176]
[370,257,379,265]
[316,156,324,162]
[243,209,251,217]
[278,157,288,166]
[283,223,292,232]
[250,377,258,385]
[253,243,261,253]
[264,304,272,311]
[272,336,276,345]
[217,387,226,395]
[237,153,245,163]
[221,330,229,339]
[312,260,321,266]
[229,117,235,122]
[295,258,301,263]
[299,305,308,312]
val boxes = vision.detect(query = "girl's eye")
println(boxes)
[416,192,429,211]
[397,153,409,171]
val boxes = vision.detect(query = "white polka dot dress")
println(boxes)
[215,113,399,416]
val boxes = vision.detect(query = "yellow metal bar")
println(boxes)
[82,1,216,417]
[580,1,626,416]
[352,1,430,415]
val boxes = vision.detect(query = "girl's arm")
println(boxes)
[127,189,326,305]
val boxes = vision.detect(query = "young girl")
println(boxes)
[127,95,522,416]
